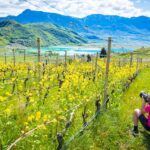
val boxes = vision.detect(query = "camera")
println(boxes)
[139,91,150,103]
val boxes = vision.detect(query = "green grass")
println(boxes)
[68,68,150,150]
[0,37,8,46]
[119,47,150,59]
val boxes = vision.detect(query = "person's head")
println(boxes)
[140,91,150,103]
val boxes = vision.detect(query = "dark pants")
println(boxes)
[139,114,150,131]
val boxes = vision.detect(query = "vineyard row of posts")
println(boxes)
[0,37,149,150]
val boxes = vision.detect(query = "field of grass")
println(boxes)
[68,68,150,150]
[119,47,150,59]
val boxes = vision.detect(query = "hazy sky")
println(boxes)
[0,0,150,18]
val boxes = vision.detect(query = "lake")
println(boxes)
[26,46,134,55]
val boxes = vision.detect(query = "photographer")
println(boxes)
[132,92,150,136]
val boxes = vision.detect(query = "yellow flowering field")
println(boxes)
[0,57,143,149]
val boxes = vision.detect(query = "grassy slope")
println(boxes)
[119,47,150,58]
[0,37,8,46]
[69,68,150,150]
[0,20,86,47]
[133,47,150,58]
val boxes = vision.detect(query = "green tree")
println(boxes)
[100,47,107,58]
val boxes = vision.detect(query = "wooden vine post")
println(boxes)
[11,79,16,94]
[37,38,42,101]
[65,51,67,68]
[136,58,139,73]
[4,51,7,64]
[118,58,121,67]
[37,37,41,63]
[45,53,48,65]
[140,58,143,65]
[24,49,26,63]
[74,54,76,60]
[103,37,112,108]
[37,38,41,77]
[56,54,59,67]
[130,52,133,67]
[12,49,16,66]
[94,52,98,82]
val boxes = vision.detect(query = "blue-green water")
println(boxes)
[27,47,134,55]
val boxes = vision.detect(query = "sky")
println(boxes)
[0,0,150,18]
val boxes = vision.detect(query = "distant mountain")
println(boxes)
[1,9,150,33]
[0,9,150,47]
[0,9,84,32]
[0,20,87,46]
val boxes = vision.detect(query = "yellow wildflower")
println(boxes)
[0,96,6,102]
[28,115,35,122]
[35,111,41,121]
[5,92,12,97]
[43,115,48,122]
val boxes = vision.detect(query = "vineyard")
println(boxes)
[0,42,149,150]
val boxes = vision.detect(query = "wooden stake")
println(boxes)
[4,52,7,64]
[103,37,112,107]
[65,51,67,68]
[118,58,121,67]
[56,54,59,66]
[74,54,76,60]
[94,52,98,81]
[24,49,26,63]
[123,58,126,66]
[136,58,139,73]
[130,52,133,67]
[37,38,41,63]
[12,49,16,66]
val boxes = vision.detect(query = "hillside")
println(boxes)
[1,9,150,47]
[0,37,8,46]
[0,20,87,47]
[133,47,150,56]
[119,47,150,58]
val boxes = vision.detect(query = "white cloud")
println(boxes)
[0,0,150,17]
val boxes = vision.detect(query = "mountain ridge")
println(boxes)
[0,9,150,47]
[1,9,150,36]
[4,9,150,20]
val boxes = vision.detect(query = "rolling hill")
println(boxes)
[0,20,87,47]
